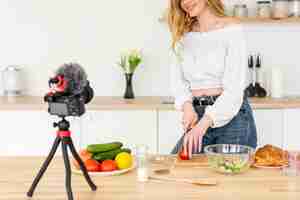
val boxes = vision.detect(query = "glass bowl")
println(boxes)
[204,144,255,175]
[149,155,177,174]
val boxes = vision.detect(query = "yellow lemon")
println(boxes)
[115,152,133,170]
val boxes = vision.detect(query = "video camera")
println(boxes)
[44,63,94,117]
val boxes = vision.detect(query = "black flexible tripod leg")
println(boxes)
[67,137,97,191]
[27,136,61,197]
[61,139,73,200]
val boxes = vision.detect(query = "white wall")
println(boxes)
[0,0,299,97]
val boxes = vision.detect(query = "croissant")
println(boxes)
[254,144,288,167]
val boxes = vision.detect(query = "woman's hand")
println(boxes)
[183,115,213,158]
[182,101,198,131]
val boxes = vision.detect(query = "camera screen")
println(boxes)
[49,103,68,116]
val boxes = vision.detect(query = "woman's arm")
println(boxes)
[204,25,247,128]
[170,49,193,111]
[170,48,198,130]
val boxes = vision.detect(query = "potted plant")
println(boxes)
[118,49,142,99]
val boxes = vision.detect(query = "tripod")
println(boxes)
[27,117,97,200]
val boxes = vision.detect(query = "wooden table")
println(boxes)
[0,157,299,200]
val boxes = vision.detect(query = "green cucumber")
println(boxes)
[87,142,123,153]
[92,148,131,161]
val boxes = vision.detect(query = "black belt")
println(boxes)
[192,95,219,106]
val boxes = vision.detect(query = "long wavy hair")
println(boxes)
[168,0,225,49]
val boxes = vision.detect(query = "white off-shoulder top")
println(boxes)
[170,24,247,128]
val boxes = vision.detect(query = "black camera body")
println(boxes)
[44,63,94,117]
[45,94,85,117]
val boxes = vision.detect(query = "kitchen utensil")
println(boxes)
[1,65,24,96]
[175,154,209,167]
[149,155,177,173]
[204,144,255,174]
[255,54,267,97]
[253,163,288,169]
[177,127,192,159]
[149,176,218,186]
[245,55,256,97]
[72,163,136,177]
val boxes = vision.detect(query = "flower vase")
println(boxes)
[124,73,135,99]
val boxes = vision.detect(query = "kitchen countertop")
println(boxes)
[1,156,299,200]
[1,96,300,110]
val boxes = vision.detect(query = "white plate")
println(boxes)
[253,163,288,169]
[72,163,136,177]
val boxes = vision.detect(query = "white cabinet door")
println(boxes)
[253,109,284,148]
[283,109,300,150]
[81,110,157,153]
[158,111,183,154]
[0,111,81,156]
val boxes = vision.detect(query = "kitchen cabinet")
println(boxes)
[81,110,157,153]
[283,109,300,150]
[158,111,183,154]
[253,109,284,148]
[0,111,81,156]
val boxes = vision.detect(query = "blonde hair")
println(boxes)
[168,0,225,49]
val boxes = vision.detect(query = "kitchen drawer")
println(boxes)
[253,109,284,148]
[0,111,81,156]
[283,109,300,150]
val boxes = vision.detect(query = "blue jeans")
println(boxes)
[171,97,257,154]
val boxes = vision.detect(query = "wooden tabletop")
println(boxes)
[1,156,299,200]
[1,96,300,111]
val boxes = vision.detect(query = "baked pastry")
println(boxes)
[254,144,288,167]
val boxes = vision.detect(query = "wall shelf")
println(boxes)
[240,17,300,24]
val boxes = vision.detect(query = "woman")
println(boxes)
[168,0,257,158]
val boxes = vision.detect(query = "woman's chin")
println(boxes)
[188,11,200,18]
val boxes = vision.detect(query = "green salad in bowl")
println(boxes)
[204,144,254,174]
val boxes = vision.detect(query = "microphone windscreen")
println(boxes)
[55,63,88,95]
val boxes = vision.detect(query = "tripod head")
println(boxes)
[53,117,70,131]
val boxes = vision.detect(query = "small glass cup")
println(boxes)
[135,144,149,182]
[282,151,300,176]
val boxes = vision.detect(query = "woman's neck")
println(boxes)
[196,8,220,32]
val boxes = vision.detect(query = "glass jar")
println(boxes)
[257,1,272,18]
[289,0,300,17]
[233,4,248,18]
[272,0,289,19]
[282,151,300,176]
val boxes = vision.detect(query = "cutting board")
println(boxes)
[175,154,209,167]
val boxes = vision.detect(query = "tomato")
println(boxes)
[100,160,118,171]
[84,159,101,172]
[179,151,189,160]
[72,149,92,169]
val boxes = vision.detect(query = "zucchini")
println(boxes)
[87,142,123,153]
[92,148,131,161]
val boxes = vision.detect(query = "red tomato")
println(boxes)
[84,159,101,172]
[72,149,92,169]
[179,151,189,160]
[100,160,118,171]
